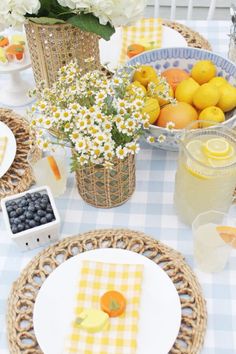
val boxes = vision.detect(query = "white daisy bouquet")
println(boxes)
[29,60,151,170]
[0,0,146,40]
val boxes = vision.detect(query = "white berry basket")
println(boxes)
[1,186,61,251]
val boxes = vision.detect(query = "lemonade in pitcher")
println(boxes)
[174,124,236,225]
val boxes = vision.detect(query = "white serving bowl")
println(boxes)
[127,47,236,151]
[1,186,60,251]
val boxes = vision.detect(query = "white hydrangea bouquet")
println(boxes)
[0,0,146,40]
[28,60,151,171]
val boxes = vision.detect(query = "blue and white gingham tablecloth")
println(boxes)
[0,21,236,354]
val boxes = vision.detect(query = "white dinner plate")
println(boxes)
[33,248,182,354]
[99,26,187,71]
[0,121,17,178]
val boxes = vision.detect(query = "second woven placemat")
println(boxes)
[7,229,207,354]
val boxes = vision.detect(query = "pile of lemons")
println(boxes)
[131,60,236,129]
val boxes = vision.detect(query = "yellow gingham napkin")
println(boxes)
[64,260,144,354]
[0,137,7,165]
[120,18,163,64]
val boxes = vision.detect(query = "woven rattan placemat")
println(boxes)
[7,229,207,354]
[164,20,212,50]
[0,109,41,202]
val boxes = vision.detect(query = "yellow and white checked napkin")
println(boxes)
[64,260,144,354]
[0,137,7,165]
[120,18,163,64]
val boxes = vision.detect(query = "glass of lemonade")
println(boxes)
[174,121,236,225]
[28,147,68,197]
[192,210,234,272]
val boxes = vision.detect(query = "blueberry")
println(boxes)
[20,199,28,207]
[9,211,17,218]
[28,205,36,212]
[11,225,18,234]
[29,220,36,228]
[46,204,53,212]
[19,214,26,221]
[9,217,14,224]
[25,219,30,225]
[37,209,46,217]
[40,203,47,210]
[40,217,47,224]
[35,203,41,211]
[42,193,49,200]
[46,213,54,222]
[7,206,14,213]
[13,218,20,225]
[24,224,30,230]
[33,192,41,199]
[25,193,31,199]
[34,215,40,222]
[17,224,25,232]
[25,211,34,219]
[9,201,16,206]
[16,208,23,216]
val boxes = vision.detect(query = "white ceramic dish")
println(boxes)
[33,248,182,354]
[99,25,187,71]
[1,186,61,251]
[0,121,17,178]
[0,29,31,73]
[127,47,236,151]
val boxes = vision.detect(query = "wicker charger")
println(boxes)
[7,229,207,354]
[0,109,41,202]
[163,20,212,51]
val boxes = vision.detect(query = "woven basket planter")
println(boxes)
[24,21,101,88]
[75,155,136,208]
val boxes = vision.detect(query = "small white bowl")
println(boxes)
[1,186,61,251]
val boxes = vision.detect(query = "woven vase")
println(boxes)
[75,155,136,208]
[24,21,101,88]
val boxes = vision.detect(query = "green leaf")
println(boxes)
[29,17,65,25]
[67,13,115,41]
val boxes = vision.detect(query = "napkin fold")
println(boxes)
[119,18,163,64]
[64,260,143,354]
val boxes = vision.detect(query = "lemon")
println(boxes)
[133,65,157,87]
[185,159,211,179]
[193,83,220,110]
[175,78,200,104]
[186,139,208,163]
[217,84,236,112]
[209,76,228,88]
[208,154,236,167]
[191,60,216,84]
[204,138,230,156]
[148,80,174,106]
[142,97,160,124]
[198,106,225,127]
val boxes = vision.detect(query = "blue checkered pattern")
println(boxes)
[0,21,236,354]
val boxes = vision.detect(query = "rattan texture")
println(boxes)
[75,154,136,208]
[7,228,207,354]
[0,109,41,202]
[164,20,212,51]
[24,21,101,88]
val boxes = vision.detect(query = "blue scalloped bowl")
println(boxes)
[127,47,236,151]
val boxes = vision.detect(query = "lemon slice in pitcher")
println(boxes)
[216,226,236,248]
[204,138,230,157]
[186,139,208,163]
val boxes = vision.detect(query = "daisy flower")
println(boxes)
[157,134,166,143]
[116,146,128,160]
[147,136,156,144]
[126,142,140,154]
[166,121,175,130]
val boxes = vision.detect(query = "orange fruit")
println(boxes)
[156,102,198,129]
[161,68,190,91]
[216,226,236,248]
[100,290,126,317]
[133,65,157,87]
[127,43,145,58]
[47,156,61,180]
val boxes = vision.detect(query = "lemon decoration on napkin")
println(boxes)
[120,18,163,64]
[64,260,144,354]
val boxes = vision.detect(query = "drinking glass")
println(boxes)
[174,121,236,225]
[28,147,68,197]
[192,210,232,272]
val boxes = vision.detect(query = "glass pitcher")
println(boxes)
[174,122,236,225]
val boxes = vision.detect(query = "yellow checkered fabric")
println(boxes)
[64,260,143,354]
[120,18,163,64]
[0,137,7,165]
